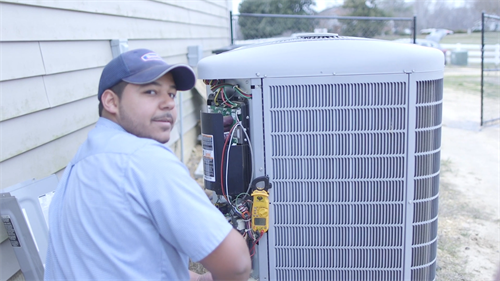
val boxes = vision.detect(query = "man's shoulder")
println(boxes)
[76,120,175,163]
[102,134,174,161]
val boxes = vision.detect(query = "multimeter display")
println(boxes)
[254,218,266,226]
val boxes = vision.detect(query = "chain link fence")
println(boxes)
[230,13,416,44]
[481,12,500,126]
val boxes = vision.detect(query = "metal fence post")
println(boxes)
[480,11,485,126]
[230,11,234,45]
[413,16,417,44]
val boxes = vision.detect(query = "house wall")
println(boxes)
[0,1,231,279]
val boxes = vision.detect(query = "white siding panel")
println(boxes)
[181,89,195,101]
[179,110,199,135]
[43,68,102,107]
[0,77,49,121]
[182,101,200,120]
[169,127,180,146]
[127,38,230,62]
[0,125,93,189]
[0,97,98,162]
[154,0,230,17]
[170,109,199,143]
[40,41,112,74]
[0,42,45,81]
[1,3,228,41]
[162,54,190,65]
[128,40,193,58]
[181,93,201,117]
[1,0,228,28]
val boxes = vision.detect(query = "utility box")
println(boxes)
[0,175,58,280]
[451,50,468,66]
[198,34,444,281]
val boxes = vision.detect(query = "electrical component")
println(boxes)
[236,201,250,220]
[200,79,265,251]
[251,189,269,232]
[201,80,251,197]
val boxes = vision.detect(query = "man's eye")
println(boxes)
[169,93,177,99]
[145,90,157,95]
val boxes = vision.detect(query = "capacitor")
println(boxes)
[223,115,234,132]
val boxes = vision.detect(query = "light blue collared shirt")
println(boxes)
[45,117,231,281]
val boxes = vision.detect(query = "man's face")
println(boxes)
[116,73,178,143]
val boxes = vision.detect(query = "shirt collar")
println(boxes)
[96,117,127,133]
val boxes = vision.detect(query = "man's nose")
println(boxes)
[160,93,176,110]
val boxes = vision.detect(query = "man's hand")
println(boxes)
[199,229,252,281]
[190,271,213,281]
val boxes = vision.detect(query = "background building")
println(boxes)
[0,1,232,279]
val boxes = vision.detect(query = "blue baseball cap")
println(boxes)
[98,48,196,100]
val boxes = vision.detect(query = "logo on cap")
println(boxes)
[141,52,163,61]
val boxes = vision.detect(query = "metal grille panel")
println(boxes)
[267,81,408,280]
[411,79,443,281]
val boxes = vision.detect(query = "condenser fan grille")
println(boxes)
[411,79,442,281]
[265,78,443,281]
[267,81,408,280]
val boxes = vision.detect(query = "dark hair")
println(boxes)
[98,81,129,117]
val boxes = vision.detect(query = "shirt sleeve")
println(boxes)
[126,143,233,262]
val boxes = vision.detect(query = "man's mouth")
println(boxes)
[152,114,174,124]
[152,118,172,124]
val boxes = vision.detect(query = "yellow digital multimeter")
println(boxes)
[251,189,269,232]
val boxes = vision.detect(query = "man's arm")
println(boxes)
[199,228,252,281]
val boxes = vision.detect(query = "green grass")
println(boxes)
[440,32,500,44]
[439,33,482,44]
[443,75,481,93]
[375,32,499,44]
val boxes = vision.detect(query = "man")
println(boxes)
[45,49,251,281]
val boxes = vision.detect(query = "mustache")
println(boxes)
[151,113,174,122]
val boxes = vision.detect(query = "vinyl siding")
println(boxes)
[0,0,230,192]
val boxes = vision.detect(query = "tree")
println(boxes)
[473,0,500,15]
[413,0,481,32]
[238,0,316,39]
[341,0,389,38]
[377,0,413,35]
[377,0,412,17]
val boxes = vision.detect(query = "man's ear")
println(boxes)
[101,89,119,115]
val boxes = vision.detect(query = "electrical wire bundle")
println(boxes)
[218,114,264,251]
[219,115,254,210]
[250,230,265,257]
[204,79,263,255]
[206,81,251,108]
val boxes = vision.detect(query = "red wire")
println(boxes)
[250,231,265,257]
[222,87,235,107]
[220,88,231,107]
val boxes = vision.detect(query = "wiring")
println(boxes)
[224,120,243,214]
[220,122,238,204]
[224,115,254,205]
[210,83,252,108]
[250,231,265,257]
[221,87,237,108]
[241,121,254,195]
[205,79,262,252]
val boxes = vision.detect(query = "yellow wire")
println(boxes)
[214,88,220,105]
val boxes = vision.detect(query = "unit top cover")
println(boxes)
[198,35,445,79]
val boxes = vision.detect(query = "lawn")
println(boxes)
[375,31,499,44]
[440,32,500,44]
